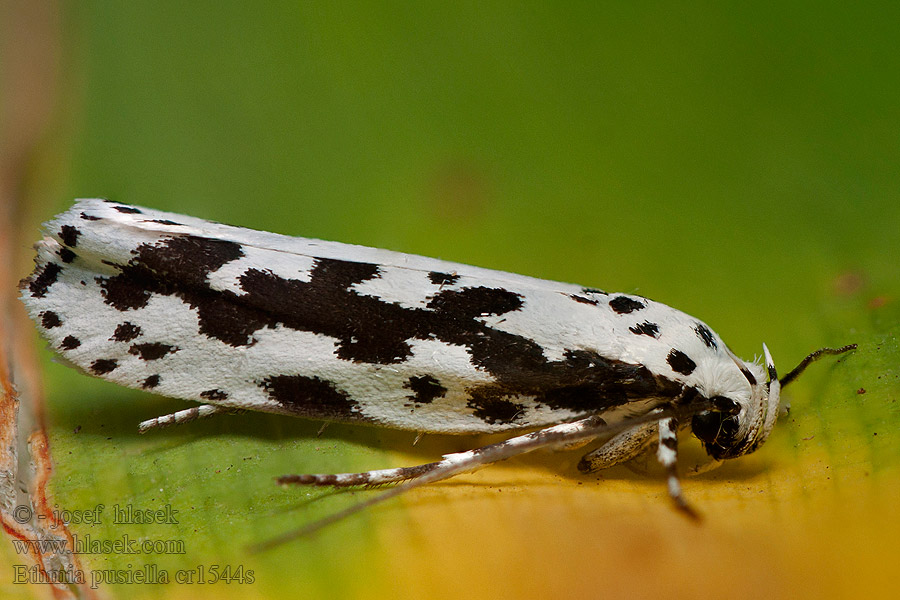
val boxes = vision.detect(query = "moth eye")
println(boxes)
[691,396,741,459]
[691,411,722,444]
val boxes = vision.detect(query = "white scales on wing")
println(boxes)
[21,198,856,537]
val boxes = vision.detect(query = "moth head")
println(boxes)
[690,344,780,460]
[690,343,857,460]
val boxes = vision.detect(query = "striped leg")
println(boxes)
[656,416,698,520]
[277,462,442,487]
[278,415,610,489]
[255,393,708,551]
[138,404,233,433]
[256,415,619,550]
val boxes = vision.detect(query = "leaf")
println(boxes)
[10,3,900,598]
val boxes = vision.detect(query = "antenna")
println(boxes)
[779,345,857,388]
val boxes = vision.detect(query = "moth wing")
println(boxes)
[22,199,618,433]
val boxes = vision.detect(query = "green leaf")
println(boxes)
[11,2,899,598]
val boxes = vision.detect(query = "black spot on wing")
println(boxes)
[90,359,118,374]
[200,389,228,400]
[143,374,161,389]
[466,392,525,425]
[144,219,183,226]
[235,266,524,362]
[629,321,660,338]
[191,292,271,347]
[28,262,62,298]
[427,286,523,318]
[111,322,142,342]
[40,311,62,328]
[694,323,717,349]
[59,225,80,247]
[404,375,447,404]
[58,248,77,263]
[236,263,402,360]
[609,296,645,314]
[112,206,143,214]
[667,349,697,376]
[80,212,101,221]
[128,342,179,360]
[533,349,681,413]
[569,294,599,306]
[582,287,608,295]
[98,235,245,311]
[60,336,81,350]
[216,258,383,350]
[133,235,245,287]
[428,271,459,286]
[260,375,360,420]
[311,258,380,289]
[99,274,153,310]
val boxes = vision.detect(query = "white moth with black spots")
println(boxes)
[21,199,855,536]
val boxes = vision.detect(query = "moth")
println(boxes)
[21,199,855,534]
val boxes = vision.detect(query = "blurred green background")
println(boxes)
[3,2,898,599]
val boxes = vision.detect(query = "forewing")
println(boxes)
[26,200,652,433]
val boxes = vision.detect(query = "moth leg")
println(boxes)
[257,401,709,549]
[576,422,658,473]
[278,416,609,489]
[138,404,233,433]
[263,416,616,546]
[656,416,699,520]
[277,461,442,487]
